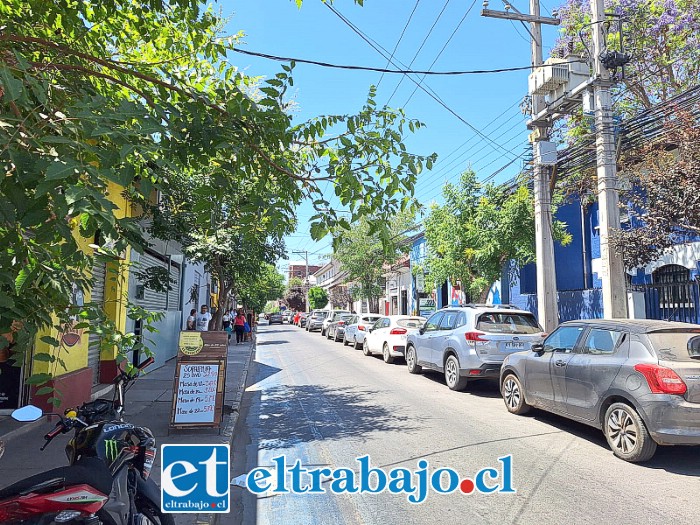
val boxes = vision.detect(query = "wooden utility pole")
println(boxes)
[482,2,561,331]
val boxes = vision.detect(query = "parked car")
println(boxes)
[326,314,356,342]
[306,310,329,332]
[321,310,352,336]
[363,315,427,363]
[282,311,292,323]
[405,305,545,391]
[268,312,283,325]
[343,314,383,349]
[500,319,700,462]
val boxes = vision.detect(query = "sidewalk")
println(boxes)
[0,334,256,525]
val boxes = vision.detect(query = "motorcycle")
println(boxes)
[0,357,174,525]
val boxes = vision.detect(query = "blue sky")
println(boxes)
[224,0,560,272]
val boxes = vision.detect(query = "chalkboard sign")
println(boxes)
[169,332,228,430]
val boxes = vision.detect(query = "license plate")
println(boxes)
[504,342,524,350]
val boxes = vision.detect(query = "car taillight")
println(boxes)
[634,363,687,395]
[338,321,345,326]
[464,331,488,342]
[358,325,365,331]
[390,328,407,335]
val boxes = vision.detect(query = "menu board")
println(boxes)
[172,363,221,424]
[170,331,228,429]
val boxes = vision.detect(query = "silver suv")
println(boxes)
[405,305,545,391]
[306,310,329,332]
[321,310,351,336]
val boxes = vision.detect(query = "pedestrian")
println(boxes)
[233,309,246,344]
[195,304,212,332]
[186,308,196,330]
[222,309,231,331]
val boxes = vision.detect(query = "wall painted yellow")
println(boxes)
[32,181,133,377]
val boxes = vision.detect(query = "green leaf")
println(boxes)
[0,295,15,309]
[0,65,23,102]
[35,386,54,396]
[40,336,60,347]
[15,268,29,294]
[25,373,53,385]
[45,161,76,181]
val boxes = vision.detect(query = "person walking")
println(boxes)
[186,309,196,330]
[195,305,212,332]
[233,310,246,344]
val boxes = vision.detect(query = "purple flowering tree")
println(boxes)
[553,0,700,116]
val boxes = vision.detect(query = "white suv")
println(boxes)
[321,310,351,336]
[405,305,545,391]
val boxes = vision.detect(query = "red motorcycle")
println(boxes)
[0,357,173,525]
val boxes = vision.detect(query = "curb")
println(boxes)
[193,337,256,525]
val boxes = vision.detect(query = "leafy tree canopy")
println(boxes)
[0,0,435,366]
[308,286,329,310]
[423,171,572,301]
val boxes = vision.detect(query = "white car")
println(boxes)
[363,315,427,363]
[343,314,383,349]
[321,310,352,336]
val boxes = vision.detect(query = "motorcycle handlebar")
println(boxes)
[41,420,69,450]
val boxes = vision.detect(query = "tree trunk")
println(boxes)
[478,287,490,304]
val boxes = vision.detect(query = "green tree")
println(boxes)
[334,212,416,313]
[423,171,571,302]
[308,287,329,310]
[236,264,286,313]
[0,0,435,376]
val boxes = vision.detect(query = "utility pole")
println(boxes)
[292,250,310,312]
[590,0,628,318]
[482,1,561,331]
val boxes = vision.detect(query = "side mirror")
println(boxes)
[531,343,545,354]
[419,327,426,335]
[12,404,43,422]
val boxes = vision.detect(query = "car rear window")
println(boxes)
[364,316,382,323]
[647,331,700,362]
[397,318,425,329]
[476,312,541,334]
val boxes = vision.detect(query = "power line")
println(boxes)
[323,3,519,160]
[377,0,421,89]
[231,47,574,76]
[402,0,478,108]
[386,0,453,105]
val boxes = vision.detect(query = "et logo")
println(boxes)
[161,444,230,513]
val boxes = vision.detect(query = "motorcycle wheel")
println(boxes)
[137,500,176,525]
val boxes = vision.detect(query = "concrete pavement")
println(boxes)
[232,322,700,525]
[0,332,256,525]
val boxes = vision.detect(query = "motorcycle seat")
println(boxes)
[0,456,113,501]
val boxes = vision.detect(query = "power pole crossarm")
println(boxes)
[480,9,560,25]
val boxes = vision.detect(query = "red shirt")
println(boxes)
[234,314,246,326]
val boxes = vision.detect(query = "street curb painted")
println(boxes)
[193,336,256,525]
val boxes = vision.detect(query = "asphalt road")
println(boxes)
[230,322,700,525]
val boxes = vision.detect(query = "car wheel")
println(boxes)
[334,331,341,342]
[362,340,372,356]
[353,338,360,350]
[444,355,468,391]
[382,343,395,364]
[406,345,422,374]
[343,335,349,346]
[321,328,326,336]
[502,374,530,415]
[604,402,657,462]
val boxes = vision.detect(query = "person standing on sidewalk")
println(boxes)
[233,310,246,344]
[196,305,212,332]
[186,308,197,330]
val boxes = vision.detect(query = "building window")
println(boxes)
[653,264,690,284]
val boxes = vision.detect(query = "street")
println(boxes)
[232,322,700,525]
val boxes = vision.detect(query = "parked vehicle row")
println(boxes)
[292,306,700,462]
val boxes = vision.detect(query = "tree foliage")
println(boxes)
[0,0,436,375]
[235,264,286,313]
[333,212,415,313]
[284,277,306,311]
[611,112,700,268]
[423,171,572,301]
[554,0,700,118]
[308,286,329,310]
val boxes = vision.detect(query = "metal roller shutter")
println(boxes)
[139,252,167,311]
[88,262,106,385]
[168,262,181,311]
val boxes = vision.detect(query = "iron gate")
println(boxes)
[629,281,700,324]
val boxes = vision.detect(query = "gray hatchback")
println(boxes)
[500,319,700,462]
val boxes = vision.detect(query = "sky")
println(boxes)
[223,0,561,274]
